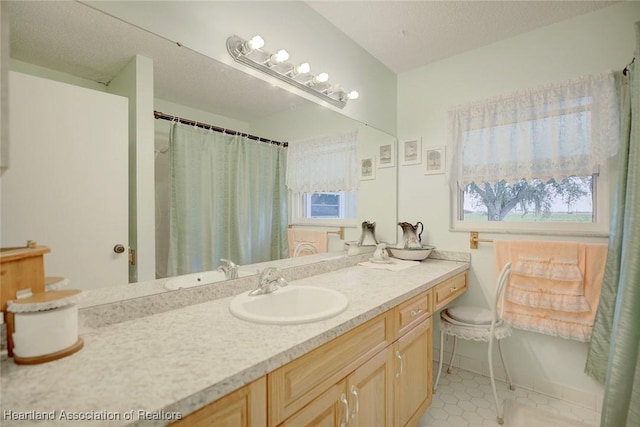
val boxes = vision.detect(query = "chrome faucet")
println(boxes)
[218,258,239,280]
[248,267,288,296]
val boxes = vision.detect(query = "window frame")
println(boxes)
[450,167,611,236]
[290,191,358,227]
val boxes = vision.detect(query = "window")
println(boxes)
[449,72,619,234]
[286,130,359,225]
[292,191,357,222]
[461,175,596,223]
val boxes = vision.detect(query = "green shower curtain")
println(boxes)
[585,22,639,427]
[167,124,288,276]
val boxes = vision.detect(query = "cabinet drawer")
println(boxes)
[433,272,467,311]
[395,290,432,338]
[268,312,393,426]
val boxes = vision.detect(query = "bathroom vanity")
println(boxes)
[0,254,469,427]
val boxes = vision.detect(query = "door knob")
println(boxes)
[113,244,126,254]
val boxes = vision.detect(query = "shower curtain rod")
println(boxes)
[153,111,288,147]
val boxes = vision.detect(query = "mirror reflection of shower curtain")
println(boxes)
[167,124,288,276]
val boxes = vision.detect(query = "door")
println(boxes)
[395,318,432,427]
[3,72,129,290]
[281,381,348,427]
[347,347,394,427]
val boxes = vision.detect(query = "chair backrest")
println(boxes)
[492,261,512,325]
[293,242,318,257]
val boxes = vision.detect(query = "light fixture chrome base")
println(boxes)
[227,35,347,109]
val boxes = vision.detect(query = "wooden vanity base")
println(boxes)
[13,338,84,365]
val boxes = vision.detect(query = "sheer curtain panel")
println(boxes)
[448,72,620,190]
[286,129,358,193]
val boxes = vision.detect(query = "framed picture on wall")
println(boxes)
[359,156,376,180]
[378,143,395,168]
[424,146,445,175]
[401,139,421,166]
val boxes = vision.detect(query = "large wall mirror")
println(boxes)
[4,1,397,303]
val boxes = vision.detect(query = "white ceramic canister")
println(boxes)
[7,289,84,363]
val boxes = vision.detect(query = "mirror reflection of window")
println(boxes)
[304,192,357,219]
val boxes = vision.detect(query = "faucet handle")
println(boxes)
[219,258,239,279]
[220,258,238,268]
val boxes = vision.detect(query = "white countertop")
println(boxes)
[0,258,468,426]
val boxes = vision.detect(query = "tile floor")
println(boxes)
[418,364,601,427]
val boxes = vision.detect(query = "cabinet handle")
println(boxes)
[350,385,360,420]
[449,286,458,293]
[340,393,350,427]
[396,350,404,378]
[410,305,423,317]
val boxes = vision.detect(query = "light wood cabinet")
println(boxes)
[171,377,266,427]
[434,272,467,311]
[394,318,432,427]
[175,271,467,427]
[269,312,393,426]
[347,346,394,426]
[282,348,394,427]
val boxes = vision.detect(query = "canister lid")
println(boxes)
[7,290,85,313]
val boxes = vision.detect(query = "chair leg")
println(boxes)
[488,337,504,425]
[446,335,457,374]
[433,329,446,392]
[497,339,515,391]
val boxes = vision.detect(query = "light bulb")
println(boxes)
[287,62,311,77]
[248,35,265,50]
[308,72,330,86]
[240,35,264,54]
[297,62,310,74]
[347,90,359,100]
[266,49,289,67]
[315,72,329,83]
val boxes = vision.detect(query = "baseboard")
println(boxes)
[433,348,603,413]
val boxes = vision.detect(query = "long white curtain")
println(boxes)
[286,129,358,192]
[448,72,620,189]
[167,124,288,276]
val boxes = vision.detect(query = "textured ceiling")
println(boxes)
[7,1,304,122]
[307,1,620,73]
[7,1,622,121]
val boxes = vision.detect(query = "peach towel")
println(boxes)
[494,240,608,342]
[287,228,329,257]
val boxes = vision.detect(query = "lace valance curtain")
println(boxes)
[286,129,359,193]
[448,72,620,189]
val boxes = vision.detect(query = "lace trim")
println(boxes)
[504,310,592,342]
[7,291,86,313]
[440,321,512,342]
[513,257,583,282]
[449,72,619,188]
[286,130,359,193]
[506,286,590,313]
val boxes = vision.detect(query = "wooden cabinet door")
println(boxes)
[281,381,348,427]
[171,377,266,427]
[347,346,394,427]
[395,318,432,427]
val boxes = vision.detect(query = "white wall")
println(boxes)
[397,2,640,408]
[108,55,156,283]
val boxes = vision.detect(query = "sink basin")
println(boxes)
[229,285,349,325]
[165,270,253,290]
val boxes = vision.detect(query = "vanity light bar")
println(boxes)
[226,34,358,109]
